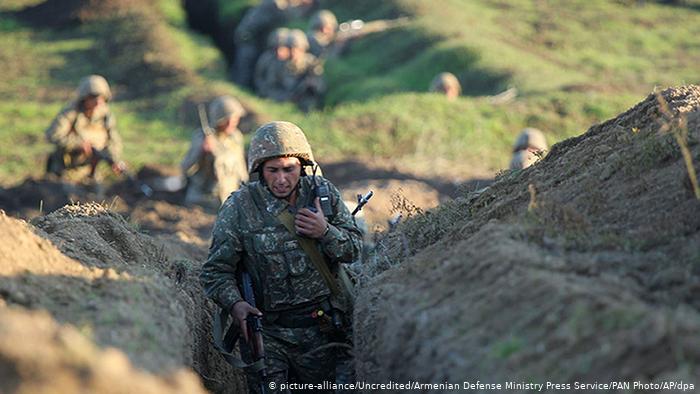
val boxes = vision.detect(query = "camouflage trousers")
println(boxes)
[242,323,354,394]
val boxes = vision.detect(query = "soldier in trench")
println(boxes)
[429,72,462,101]
[201,121,362,393]
[180,95,249,207]
[509,127,548,169]
[231,0,316,89]
[45,75,125,181]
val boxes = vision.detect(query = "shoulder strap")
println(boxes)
[68,111,80,135]
[277,210,341,296]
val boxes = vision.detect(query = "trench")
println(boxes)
[183,0,237,66]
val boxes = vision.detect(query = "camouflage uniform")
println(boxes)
[181,96,249,206]
[509,128,548,169]
[282,30,325,111]
[201,121,362,393]
[232,0,315,88]
[306,10,337,58]
[254,28,291,100]
[45,75,122,180]
[429,72,462,99]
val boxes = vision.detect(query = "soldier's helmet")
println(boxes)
[76,75,112,101]
[286,29,310,51]
[248,121,315,173]
[309,9,338,31]
[513,128,547,152]
[429,72,462,95]
[208,96,246,128]
[267,27,291,49]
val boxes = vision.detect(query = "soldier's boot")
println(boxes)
[45,150,66,178]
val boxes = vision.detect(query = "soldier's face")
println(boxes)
[290,47,305,61]
[276,46,290,61]
[445,86,459,101]
[82,94,105,114]
[262,157,302,199]
[217,115,241,134]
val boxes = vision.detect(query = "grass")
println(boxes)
[0,0,698,184]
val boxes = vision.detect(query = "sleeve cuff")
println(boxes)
[320,223,342,243]
[222,289,243,312]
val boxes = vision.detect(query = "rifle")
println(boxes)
[329,17,410,57]
[351,190,373,216]
[197,103,215,137]
[89,148,154,197]
[240,270,267,394]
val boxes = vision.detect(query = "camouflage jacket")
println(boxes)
[234,0,288,44]
[307,31,334,58]
[253,51,289,101]
[282,53,325,99]
[181,128,248,195]
[200,176,363,313]
[45,102,122,161]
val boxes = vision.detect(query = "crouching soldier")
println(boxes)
[201,121,362,393]
[254,28,291,100]
[45,75,124,180]
[283,29,326,112]
[181,96,249,207]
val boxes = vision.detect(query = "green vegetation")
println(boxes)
[0,0,698,184]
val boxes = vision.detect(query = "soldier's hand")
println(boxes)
[295,197,328,239]
[202,135,216,153]
[232,301,262,343]
[112,161,127,175]
[81,141,93,156]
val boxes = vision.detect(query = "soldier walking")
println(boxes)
[201,121,362,393]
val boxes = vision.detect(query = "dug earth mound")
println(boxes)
[354,86,700,385]
[0,205,244,392]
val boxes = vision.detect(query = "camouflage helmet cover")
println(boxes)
[286,29,309,50]
[77,75,112,101]
[248,121,315,173]
[309,9,338,31]
[429,72,462,94]
[513,128,547,152]
[208,96,246,128]
[267,27,291,48]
